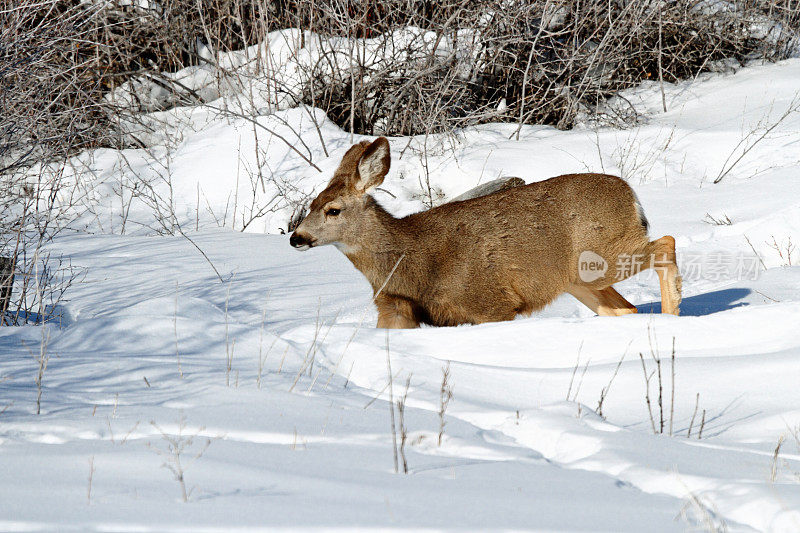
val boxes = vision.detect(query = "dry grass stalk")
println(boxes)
[438,362,453,447]
[174,281,183,379]
[679,488,729,533]
[596,343,629,418]
[566,341,584,401]
[638,351,657,434]
[224,277,236,386]
[20,326,52,415]
[290,302,322,392]
[770,435,786,482]
[698,409,707,440]
[385,330,399,474]
[87,456,95,505]
[397,375,412,474]
[669,337,675,436]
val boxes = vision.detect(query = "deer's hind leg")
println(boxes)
[567,285,638,317]
[375,294,421,329]
[621,235,682,316]
[648,235,682,315]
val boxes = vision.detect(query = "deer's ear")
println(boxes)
[353,137,390,193]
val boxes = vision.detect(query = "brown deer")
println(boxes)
[290,137,682,328]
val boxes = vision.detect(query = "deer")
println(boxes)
[290,137,682,328]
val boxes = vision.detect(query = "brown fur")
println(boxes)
[291,137,682,328]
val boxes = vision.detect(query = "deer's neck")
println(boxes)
[342,198,419,296]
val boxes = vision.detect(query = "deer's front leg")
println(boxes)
[375,294,421,329]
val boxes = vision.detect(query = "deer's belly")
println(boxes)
[417,268,568,326]
[416,282,524,326]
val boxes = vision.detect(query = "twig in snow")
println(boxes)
[714,95,800,184]
[648,325,664,433]
[743,235,767,271]
[687,393,700,438]
[638,352,657,434]
[596,342,630,418]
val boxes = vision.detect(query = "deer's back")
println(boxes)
[398,173,647,324]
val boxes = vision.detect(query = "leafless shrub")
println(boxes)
[148,415,212,503]
[766,235,796,266]
[638,334,706,438]
[713,94,800,184]
[34,0,795,142]
[639,329,676,435]
[6,0,798,252]
[3,0,799,297]
[2,250,81,326]
[285,0,800,136]
[1,2,114,172]
[1,2,99,326]
[614,127,676,183]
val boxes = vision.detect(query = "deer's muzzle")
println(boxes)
[289,232,314,250]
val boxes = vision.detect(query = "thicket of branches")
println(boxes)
[4,0,800,155]
[2,0,799,195]
[294,0,800,134]
[0,2,100,323]
[0,0,799,322]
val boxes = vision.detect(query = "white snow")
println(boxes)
[3,48,800,531]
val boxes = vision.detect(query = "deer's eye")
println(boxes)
[325,208,341,217]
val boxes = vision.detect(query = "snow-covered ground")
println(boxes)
[2,44,800,531]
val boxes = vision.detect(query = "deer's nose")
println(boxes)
[290,232,310,248]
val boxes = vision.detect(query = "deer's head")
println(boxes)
[290,137,390,252]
